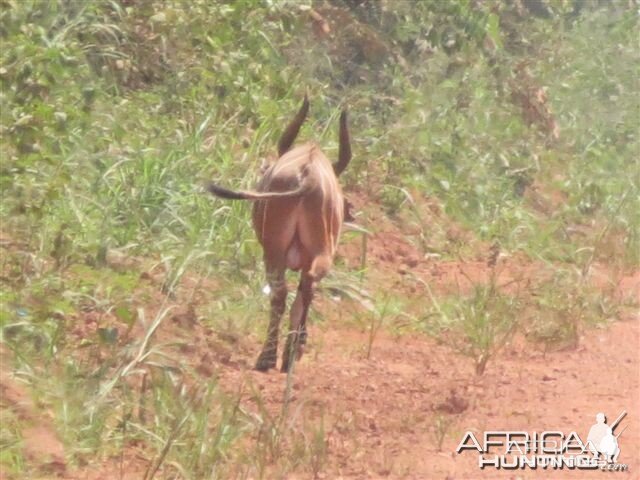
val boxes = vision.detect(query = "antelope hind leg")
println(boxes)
[281,273,313,372]
[255,268,287,371]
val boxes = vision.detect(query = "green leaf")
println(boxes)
[114,306,135,326]
[486,13,502,50]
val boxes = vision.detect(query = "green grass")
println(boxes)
[1,0,638,477]
[0,405,25,477]
[421,272,521,376]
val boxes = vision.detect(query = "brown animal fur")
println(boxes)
[207,96,352,371]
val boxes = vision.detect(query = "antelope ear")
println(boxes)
[343,197,355,222]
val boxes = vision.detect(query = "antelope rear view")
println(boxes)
[207,95,352,372]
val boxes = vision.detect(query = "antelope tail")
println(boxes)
[207,182,310,201]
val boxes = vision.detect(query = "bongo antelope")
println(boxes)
[207,96,352,372]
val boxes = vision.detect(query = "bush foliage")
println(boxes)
[0,0,637,477]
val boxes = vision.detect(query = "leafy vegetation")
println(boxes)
[1,0,637,477]
[422,266,521,376]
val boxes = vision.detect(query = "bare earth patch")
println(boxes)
[210,311,639,479]
[3,217,638,479]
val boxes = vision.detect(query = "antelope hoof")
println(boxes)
[280,353,294,373]
[280,341,294,373]
[255,351,277,372]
